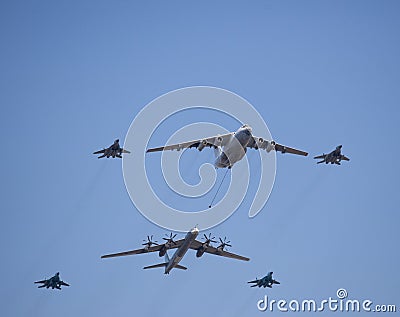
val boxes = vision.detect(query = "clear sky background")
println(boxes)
[0,1,399,316]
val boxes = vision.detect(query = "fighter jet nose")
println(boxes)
[115,139,119,143]
[338,145,342,148]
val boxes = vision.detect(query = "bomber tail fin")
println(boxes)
[143,262,168,270]
[175,264,187,270]
[143,261,187,272]
[143,252,172,271]
[164,252,170,263]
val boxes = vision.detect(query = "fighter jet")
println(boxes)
[93,139,130,159]
[248,271,280,288]
[101,227,249,274]
[146,125,308,169]
[314,145,350,165]
[34,272,70,290]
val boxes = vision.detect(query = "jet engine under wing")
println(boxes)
[146,133,234,153]
[101,239,185,259]
[248,137,308,156]
[189,240,250,261]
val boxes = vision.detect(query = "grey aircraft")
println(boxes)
[93,139,130,159]
[147,124,308,169]
[101,227,249,274]
[248,271,280,288]
[314,145,350,165]
[34,272,70,290]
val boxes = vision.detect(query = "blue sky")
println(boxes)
[0,1,399,316]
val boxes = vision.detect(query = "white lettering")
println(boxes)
[257,296,268,312]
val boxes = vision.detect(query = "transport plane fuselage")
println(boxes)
[214,126,253,168]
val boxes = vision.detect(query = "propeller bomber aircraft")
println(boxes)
[101,227,249,274]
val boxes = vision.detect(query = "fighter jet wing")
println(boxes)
[313,154,326,159]
[248,136,308,156]
[189,240,250,261]
[247,279,260,284]
[34,280,47,284]
[341,155,350,161]
[101,239,185,259]
[59,281,70,287]
[146,133,234,153]
[93,149,106,154]
[121,149,130,154]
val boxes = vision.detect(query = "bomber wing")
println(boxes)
[189,240,250,261]
[146,133,234,153]
[248,137,308,156]
[101,239,185,259]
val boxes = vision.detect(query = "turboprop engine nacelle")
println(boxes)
[196,248,206,258]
